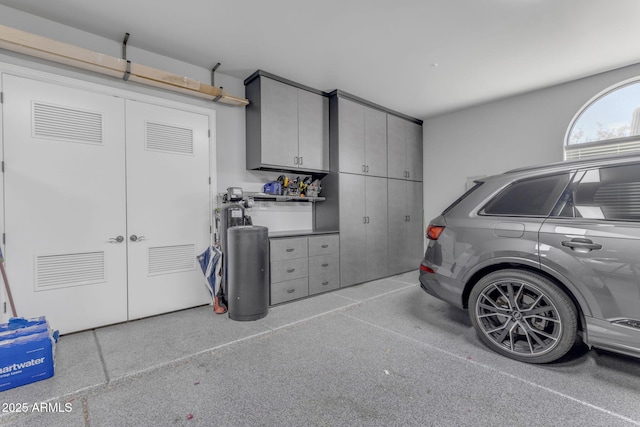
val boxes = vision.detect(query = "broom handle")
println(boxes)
[0,262,17,317]
[0,247,17,317]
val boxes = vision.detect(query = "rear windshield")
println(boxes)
[481,173,571,217]
[443,181,484,216]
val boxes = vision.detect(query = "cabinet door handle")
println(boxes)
[321,263,329,267]
[362,165,366,173]
[299,157,303,165]
[407,215,410,221]
[363,217,367,224]
[321,244,329,248]
[286,248,295,252]
[287,288,296,294]
[365,165,369,173]
[294,156,299,165]
[287,268,296,273]
[367,216,370,224]
[322,281,329,286]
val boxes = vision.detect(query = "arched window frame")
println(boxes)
[565,77,640,160]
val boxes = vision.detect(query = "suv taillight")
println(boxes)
[426,225,445,240]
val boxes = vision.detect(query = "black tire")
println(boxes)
[468,269,578,364]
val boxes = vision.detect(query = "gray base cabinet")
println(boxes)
[269,234,339,305]
[388,179,424,275]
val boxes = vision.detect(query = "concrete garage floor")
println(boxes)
[1,271,640,426]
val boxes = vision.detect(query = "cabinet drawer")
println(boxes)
[308,254,339,277]
[270,237,308,261]
[271,277,309,305]
[271,258,308,283]
[308,234,339,256]
[309,271,340,295]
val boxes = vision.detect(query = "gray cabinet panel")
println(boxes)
[271,278,309,305]
[406,180,424,270]
[271,258,309,283]
[387,179,424,275]
[387,114,423,182]
[339,173,367,287]
[364,107,387,177]
[365,176,388,281]
[308,234,339,256]
[309,272,340,295]
[387,179,407,275]
[261,78,298,168]
[387,114,406,180]
[309,253,339,276]
[338,98,365,174]
[407,122,423,182]
[270,237,308,261]
[298,90,329,171]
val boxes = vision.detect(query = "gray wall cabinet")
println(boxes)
[338,173,388,287]
[388,114,423,181]
[337,97,387,177]
[245,71,329,173]
[388,179,424,275]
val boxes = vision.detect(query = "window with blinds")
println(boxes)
[565,80,640,160]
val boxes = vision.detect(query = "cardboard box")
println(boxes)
[0,317,58,392]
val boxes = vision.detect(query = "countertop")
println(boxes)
[268,229,339,238]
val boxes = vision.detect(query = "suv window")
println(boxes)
[481,174,571,217]
[443,181,484,215]
[557,163,640,221]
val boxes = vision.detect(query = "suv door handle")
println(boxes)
[561,238,602,251]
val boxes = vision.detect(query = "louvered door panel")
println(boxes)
[125,100,211,319]
[2,74,128,333]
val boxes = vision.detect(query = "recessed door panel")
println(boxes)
[339,173,366,286]
[125,100,211,319]
[2,74,128,333]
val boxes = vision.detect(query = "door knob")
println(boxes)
[109,235,124,243]
[130,235,146,242]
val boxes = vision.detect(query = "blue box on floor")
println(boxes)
[0,317,58,392]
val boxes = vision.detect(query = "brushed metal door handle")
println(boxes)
[287,268,295,273]
[561,238,602,251]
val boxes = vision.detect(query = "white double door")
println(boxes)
[3,75,212,333]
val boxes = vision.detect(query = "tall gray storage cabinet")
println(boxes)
[315,91,424,288]
[245,70,329,173]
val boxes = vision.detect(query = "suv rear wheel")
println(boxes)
[468,270,578,364]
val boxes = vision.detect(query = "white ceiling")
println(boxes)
[1,0,640,120]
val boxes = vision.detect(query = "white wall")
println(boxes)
[422,62,640,224]
[0,5,312,233]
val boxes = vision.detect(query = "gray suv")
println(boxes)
[419,154,640,363]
